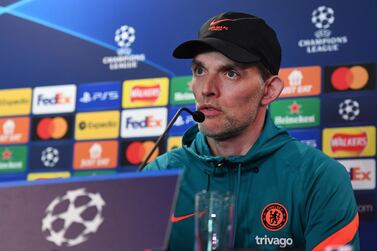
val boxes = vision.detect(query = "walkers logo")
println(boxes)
[121,108,167,138]
[73,141,118,169]
[77,81,121,111]
[270,98,320,128]
[323,126,376,157]
[29,143,71,170]
[75,111,120,140]
[322,95,376,125]
[298,6,348,54]
[169,105,197,135]
[338,159,375,190]
[168,136,182,151]
[170,76,195,105]
[279,66,321,97]
[324,63,375,92]
[27,172,70,181]
[122,78,169,108]
[0,117,30,144]
[0,146,27,173]
[32,85,76,114]
[0,88,32,116]
[288,128,321,149]
[31,115,73,141]
[120,139,164,166]
[354,191,375,222]
[102,24,146,70]
[254,235,293,248]
[261,203,288,231]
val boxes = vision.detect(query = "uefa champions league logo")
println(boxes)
[114,25,136,55]
[42,188,105,247]
[311,6,335,38]
[338,99,360,121]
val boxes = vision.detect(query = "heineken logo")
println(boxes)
[0,146,26,172]
[270,98,320,128]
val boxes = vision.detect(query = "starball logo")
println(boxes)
[102,24,146,70]
[298,6,348,54]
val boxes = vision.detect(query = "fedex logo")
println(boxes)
[121,108,167,138]
[32,85,76,114]
[339,159,376,190]
[77,82,121,111]
[125,116,162,129]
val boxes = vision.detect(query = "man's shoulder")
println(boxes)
[143,147,189,171]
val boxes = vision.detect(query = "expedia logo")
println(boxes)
[325,63,375,93]
[0,88,32,116]
[130,85,160,103]
[261,203,288,231]
[331,132,367,153]
[75,111,120,140]
[323,126,376,157]
[120,139,163,166]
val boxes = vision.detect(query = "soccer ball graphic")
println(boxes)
[41,147,59,167]
[338,99,360,121]
[42,188,106,247]
[311,6,335,29]
[114,25,136,48]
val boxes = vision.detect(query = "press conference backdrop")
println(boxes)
[0,0,375,249]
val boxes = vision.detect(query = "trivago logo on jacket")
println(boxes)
[323,126,376,157]
[122,78,169,108]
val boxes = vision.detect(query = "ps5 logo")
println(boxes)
[79,91,119,104]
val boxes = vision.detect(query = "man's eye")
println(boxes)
[226,70,239,79]
[193,67,205,76]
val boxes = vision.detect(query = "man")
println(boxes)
[144,12,359,250]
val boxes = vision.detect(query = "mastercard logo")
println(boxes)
[331,66,369,90]
[325,63,375,92]
[125,141,159,165]
[36,117,68,140]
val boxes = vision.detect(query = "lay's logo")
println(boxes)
[323,126,376,157]
[123,78,168,108]
[130,85,160,103]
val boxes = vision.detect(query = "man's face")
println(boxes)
[190,51,265,140]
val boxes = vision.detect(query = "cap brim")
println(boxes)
[172,37,261,63]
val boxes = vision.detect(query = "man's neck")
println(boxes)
[206,108,267,157]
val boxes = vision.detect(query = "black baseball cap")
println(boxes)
[173,12,281,75]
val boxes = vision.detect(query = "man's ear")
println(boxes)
[261,75,284,106]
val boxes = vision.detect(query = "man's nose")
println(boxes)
[201,75,219,97]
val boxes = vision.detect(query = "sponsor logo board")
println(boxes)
[29,143,72,170]
[322,95,376,126]
[279,66,321,97]
[121,108,167,138]
[75,111,120,140]
[32,115,73,141]
[322,126,376,157]
[324,63,375,93]
[0,88,32,116]
[338,159,375,190]
[73,141,118,169]
[77,81,121,111]
[27,172,70,181]
[120,138,164,166]
[169,105,197,135]
[167,136,182,151]
[0,117,30,144]
[0,145,27,173]
[354,191,375,222]
[122,78,169,108]
[288,128,321,149]
[32,85,76,114]
[170,76,195,105]
[270,98,320,128]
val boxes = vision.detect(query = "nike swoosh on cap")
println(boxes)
[210,19,233,26]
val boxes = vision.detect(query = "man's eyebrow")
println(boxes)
[191,59,203,67]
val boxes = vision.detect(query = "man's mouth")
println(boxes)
[198,104,222,117]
